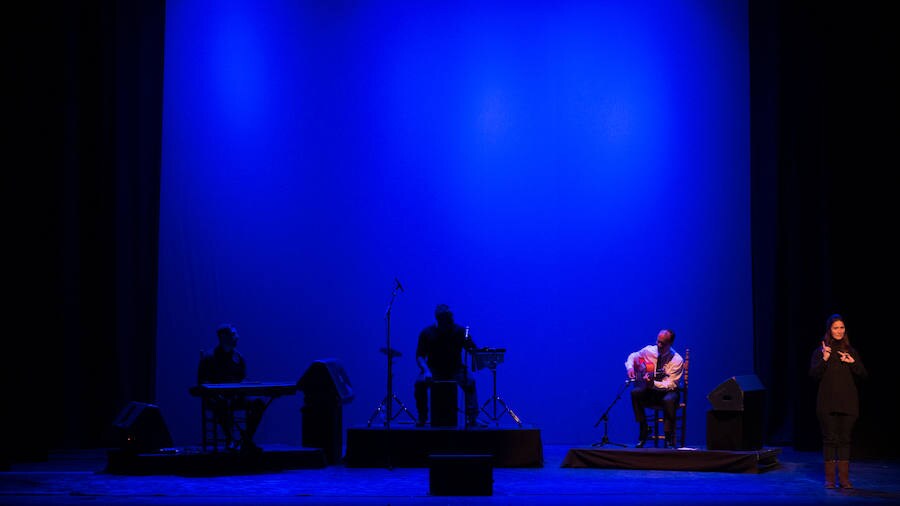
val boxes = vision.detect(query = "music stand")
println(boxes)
[367,347,416,426]
[474,348,522,426]
[591,380,631,447]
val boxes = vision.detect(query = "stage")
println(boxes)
[6,445,900,505]
[343,424,544,467]
[561,446,782,473]
[105,444,327,476]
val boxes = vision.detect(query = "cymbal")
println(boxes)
[380,347,402,358]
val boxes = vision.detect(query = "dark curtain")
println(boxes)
[7,0,165,461]
[751,2,898,459]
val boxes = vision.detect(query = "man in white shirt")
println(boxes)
[624,328,684,448]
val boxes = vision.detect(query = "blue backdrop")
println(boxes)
[157,0,752,448]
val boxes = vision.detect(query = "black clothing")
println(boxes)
[198,346,247,384]
[414,322,479,425]
[809,345,867,417]
[630,386,679,433]
[819,413,858,461]
[809,344,867,460]
[197,344,262,449]
[415,322,475,377]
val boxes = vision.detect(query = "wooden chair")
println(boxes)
[200,395,249,452]
[646,348,689,448]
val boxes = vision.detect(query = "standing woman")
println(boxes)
[809,313,868,489]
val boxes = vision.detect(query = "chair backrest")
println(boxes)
[646,347,691,447]
[677,348,690,447]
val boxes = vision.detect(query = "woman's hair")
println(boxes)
[823,313,850,351]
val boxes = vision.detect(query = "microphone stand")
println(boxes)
[591,380,631,448]
[463,326,478,429]
[383,279,402,469]
[464,326,474,373]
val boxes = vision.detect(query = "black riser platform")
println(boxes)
[344,426,543,468]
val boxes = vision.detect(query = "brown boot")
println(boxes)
[824,460,835,488]
[837,460,852,489]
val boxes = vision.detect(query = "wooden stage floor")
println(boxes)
[3,443,900,505]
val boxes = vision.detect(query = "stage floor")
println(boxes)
[3,445,900,505]
[105,444,327,476]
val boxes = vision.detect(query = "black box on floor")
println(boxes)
[429,454,493,495]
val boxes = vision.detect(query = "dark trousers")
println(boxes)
[631,385,679,433]
[818,412,857,461]
[415,368,478,422]
[210,396,266,445]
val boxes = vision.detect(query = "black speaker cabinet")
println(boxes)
[706,374,766,450]
[429,454,493,496]
[707,374,765,411]
[297,358,354,404]
[431,381,459,428]
[707,410,764,451]
[301,403,342,464]
[111,402,173,453]
[298,359,354,464]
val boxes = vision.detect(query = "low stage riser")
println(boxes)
[344,426,544,468]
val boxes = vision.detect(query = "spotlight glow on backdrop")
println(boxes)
[158,1,751,448]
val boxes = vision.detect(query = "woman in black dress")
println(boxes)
[809,313,867,488]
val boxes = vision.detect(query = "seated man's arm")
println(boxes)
[625,347,650,379]
[417,355,432,381]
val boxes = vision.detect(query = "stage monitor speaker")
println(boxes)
[429,454,493,496]
[298,358,354,404]
[707,374,765,411]
[111,402,173,454]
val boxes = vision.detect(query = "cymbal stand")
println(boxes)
[367,350,417,426]
[591,379,631,447]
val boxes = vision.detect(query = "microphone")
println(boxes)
[394,277,404,292]
[625,378,635,384]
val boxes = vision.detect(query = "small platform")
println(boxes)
[105,445,327,476]
[344,425,543,468]
[561,446,781,473]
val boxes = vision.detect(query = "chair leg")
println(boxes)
[652,410,661,448]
